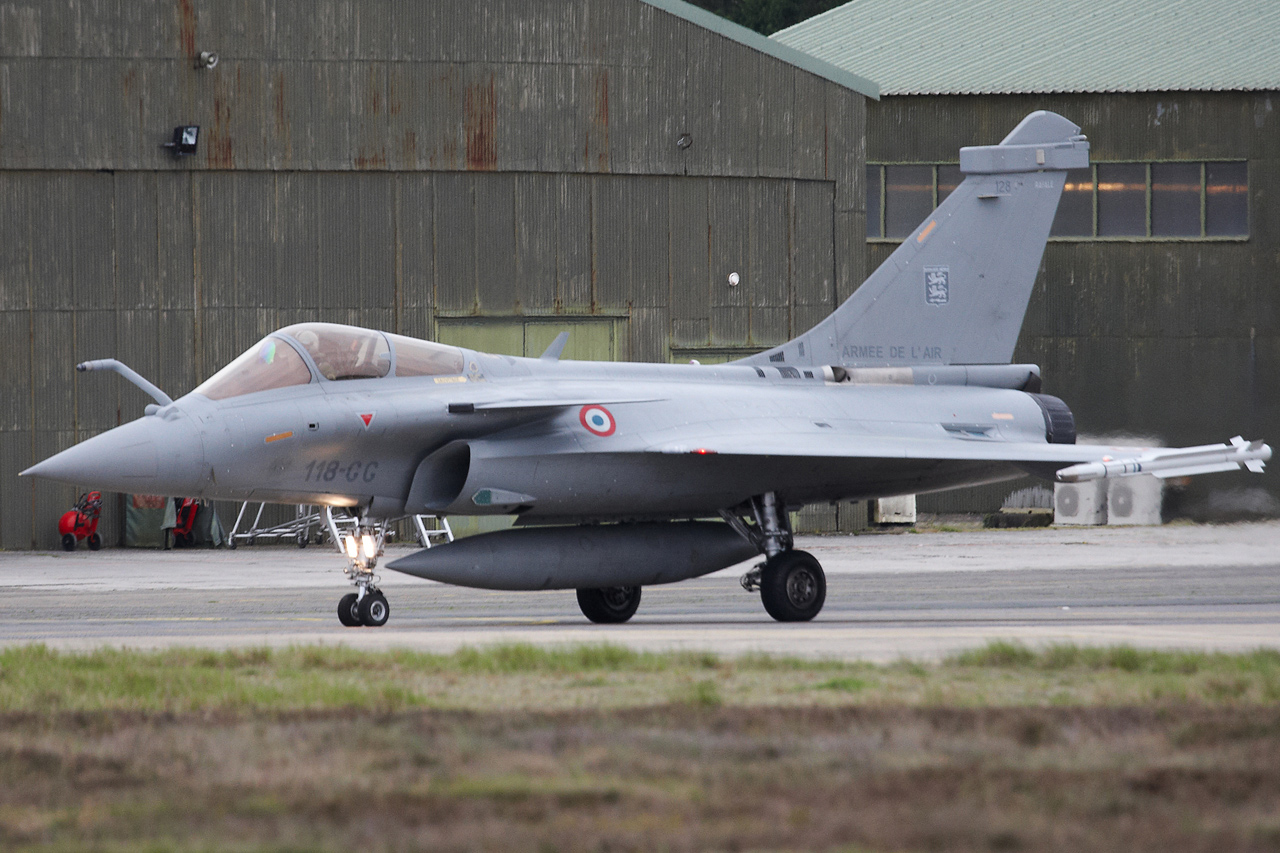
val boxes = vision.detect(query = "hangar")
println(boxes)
[0,0,876,548]
[775,0,1280,516]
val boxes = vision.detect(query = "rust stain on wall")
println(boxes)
[464,78,497,171]
[354,150,388,169]
[388,76,402,117]
[401,130,417,165]
[177,0,196,56]
[366,67,382,115]
[207,73,234,168]
[589,69,610,172]
[430,67,461,170]
[273,71,287,130]
[273,70,291,163]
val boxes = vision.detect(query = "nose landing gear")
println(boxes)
[335,521,390,627]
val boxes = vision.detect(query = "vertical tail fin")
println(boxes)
[740,111,1089,369]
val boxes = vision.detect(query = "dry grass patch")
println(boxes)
[2,642,1280,850]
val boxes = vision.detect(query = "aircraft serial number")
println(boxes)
[304,460,379,483]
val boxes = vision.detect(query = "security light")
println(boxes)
[162,125,200,157]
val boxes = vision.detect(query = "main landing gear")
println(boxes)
[334,520,390,627]
[576,586,642,623]
[724,492,827,622]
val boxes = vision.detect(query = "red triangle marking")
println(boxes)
[359,413,374,428]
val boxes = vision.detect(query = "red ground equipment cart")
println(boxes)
[59,491,103,551]
[171,497,200,548]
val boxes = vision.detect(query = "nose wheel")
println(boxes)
[337,589,390,627]
[338,593,361,626]
[358,592,390,626]
[335,521,391,627]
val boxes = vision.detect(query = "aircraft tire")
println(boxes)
[61,533,76,552]
[576,586,641,624]
[337,593,362,627]
[358,593,390,627]
[87,533,102,551]
[760,550,826,622]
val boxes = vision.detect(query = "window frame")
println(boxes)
[865,160,1248,244]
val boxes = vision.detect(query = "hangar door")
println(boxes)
[435,317,619,361]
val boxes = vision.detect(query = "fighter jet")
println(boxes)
[23,111,1271,627]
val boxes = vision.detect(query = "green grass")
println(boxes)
[2,641,1280,714]
[952,639,1280,676]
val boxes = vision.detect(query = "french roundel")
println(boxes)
[579,405,616,437]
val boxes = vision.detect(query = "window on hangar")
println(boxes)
[866,162,1248,241]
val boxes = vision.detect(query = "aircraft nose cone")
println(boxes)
[21,412,206,496]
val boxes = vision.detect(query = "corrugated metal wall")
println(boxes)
[869,92,1278,514]
[0,0,868,548]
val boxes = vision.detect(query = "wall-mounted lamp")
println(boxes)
[727,272,740,287]
[162,125,200,157]
[197,51,219,69]
[676,133,692,150]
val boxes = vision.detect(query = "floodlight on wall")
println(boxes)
[162,125,200,157]
[197,51,219,69]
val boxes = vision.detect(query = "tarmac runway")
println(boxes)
[1,521,1277,661]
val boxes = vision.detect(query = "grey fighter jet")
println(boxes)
[23,111,1271,626]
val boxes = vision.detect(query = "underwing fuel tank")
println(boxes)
[386,522,759,591]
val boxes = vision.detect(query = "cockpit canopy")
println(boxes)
[287,324,391,381]
[193,323,466,401]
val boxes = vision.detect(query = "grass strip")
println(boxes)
[2,641,1280,714]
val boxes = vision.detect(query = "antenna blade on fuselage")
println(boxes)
[539,332,570,361]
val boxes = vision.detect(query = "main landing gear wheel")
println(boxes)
[358,593,390,627]
[337,593,361,627]
[577,586,642,624]
[760,550,826,622]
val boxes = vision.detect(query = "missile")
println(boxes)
[1056,436,1271,483]
[386,521,759,591]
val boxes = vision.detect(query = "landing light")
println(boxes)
[361,534,377,560]
[344,534,359,560]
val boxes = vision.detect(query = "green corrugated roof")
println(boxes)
[640,0,879,98]
[772,0,1280,95]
